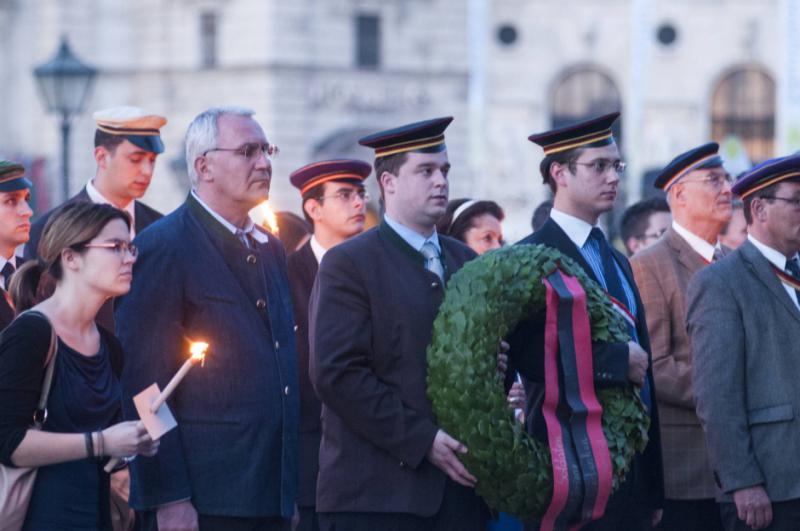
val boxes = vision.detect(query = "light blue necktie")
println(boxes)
[420,242,444,282]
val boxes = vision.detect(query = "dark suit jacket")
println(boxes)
[287,240,321,507]
[309,221,476,516]
[509,218,664,514]
[630,227,723,499]
[116,194,298,518]
[689,240,800,502]
[24,187,162,331]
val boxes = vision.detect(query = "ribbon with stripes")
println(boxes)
[539,269,613,531]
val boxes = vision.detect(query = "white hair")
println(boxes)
[184,106,256,186]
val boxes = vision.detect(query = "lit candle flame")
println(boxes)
[190,341,209,366]
[258,201,280,235]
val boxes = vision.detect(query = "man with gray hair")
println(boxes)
[117,107,299,531]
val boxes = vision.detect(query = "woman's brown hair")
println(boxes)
[11,202,131,312]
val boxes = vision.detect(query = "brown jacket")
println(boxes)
[631,227,720,499]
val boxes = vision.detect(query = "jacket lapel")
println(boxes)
[740,240,800,325]
[665,227,708,275]
[535,218,601,285]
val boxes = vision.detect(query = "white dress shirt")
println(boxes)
[86,179,137,238]
[748,234,800,310]
[190,190,269,244]
[309,235,327,264]
[672,221,720,263]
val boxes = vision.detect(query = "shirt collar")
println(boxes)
[549,208,596,248]
[384,214,440,253]
[309,235,327,264]
[672,221,720,262]
[748,234,790,271]
[86,180,136,237]
[190,190,268,244]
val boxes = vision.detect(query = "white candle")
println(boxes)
[150,342,208,413]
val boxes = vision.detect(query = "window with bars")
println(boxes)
[711,66,775,163]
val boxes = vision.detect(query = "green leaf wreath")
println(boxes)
[427,244,650,520]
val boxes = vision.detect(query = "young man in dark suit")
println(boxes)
[310,117,488,531]
[24,106,165,331]
[117,106,298,531]
[286,158,371,531]
[510,112,664,530]
[0,160,33,330]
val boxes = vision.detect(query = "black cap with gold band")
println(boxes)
[93,106,167,154]
[528,112,620,155]
[0,160,32,192]
[358,117,453,158]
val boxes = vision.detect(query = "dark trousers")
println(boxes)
[318,480,487,531]
[656,498,723,531]
[139,511,291,531]
[297,505,320,531]
[720,498,800,531]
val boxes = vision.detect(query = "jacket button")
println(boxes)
[275,341,280,349]
[284,386,290,396]
[293,325,298,332]
[247,254,258,264]
[256,299,267,309]
[399,461,406,468]
[431,282,439,288]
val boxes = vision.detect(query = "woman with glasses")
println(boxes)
[0,202,159,530]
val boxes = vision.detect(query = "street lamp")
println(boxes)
[33,37,97,202]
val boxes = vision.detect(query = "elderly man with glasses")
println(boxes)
[688,153,800,531]
[117,106,298,531]
[630,142,733,531]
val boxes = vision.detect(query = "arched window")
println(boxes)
[551,65,623,145]
[711,66,775,162]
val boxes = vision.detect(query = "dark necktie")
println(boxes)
[786,257,800,301]
[236,228,256,250]
[420,242,445,282]
[2,262,15,290]
[589,228,626,305]
[712,247,724,263]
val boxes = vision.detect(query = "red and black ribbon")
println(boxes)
[539,269,613,531]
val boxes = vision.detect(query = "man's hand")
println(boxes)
[651,509,663,527]
[496,340,510,378]
[627,342,648,387]
[157,500,198,531]
[733,485,772,530]
[426,429,477,488]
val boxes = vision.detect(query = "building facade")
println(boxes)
[0,0,796,240]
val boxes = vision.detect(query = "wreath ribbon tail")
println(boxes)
[539,270,613,530]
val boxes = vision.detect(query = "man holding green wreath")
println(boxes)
[509,112,664,530]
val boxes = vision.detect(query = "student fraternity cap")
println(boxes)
[732,154,800,198]
[358,117,453,158]
[0,160,32,192]
[290,159,372,195]
[528,112,620,156]
[655,142,724,190]
[93,106,167,154]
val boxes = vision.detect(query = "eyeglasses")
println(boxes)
[761,196,800,208]
[573,159,627,176]
[203,143,279,160]
[680,173,734,190]
[320,189,370,203]
[83,240,139,258]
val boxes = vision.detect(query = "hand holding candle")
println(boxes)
[105,341,209,473]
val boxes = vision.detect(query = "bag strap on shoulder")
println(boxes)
[16,310,58,428]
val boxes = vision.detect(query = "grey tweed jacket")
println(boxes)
[687,239,800,502]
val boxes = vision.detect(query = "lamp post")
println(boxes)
[33,37,97,202]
